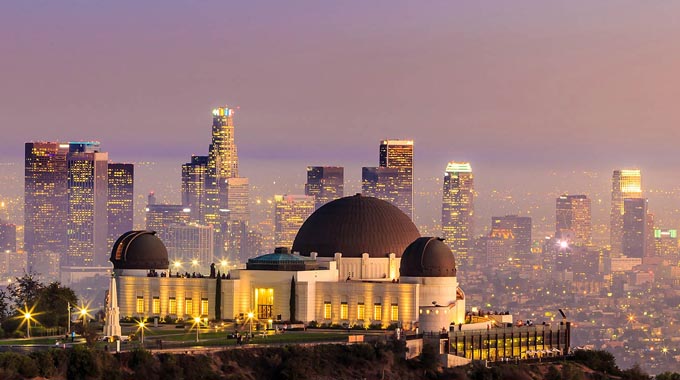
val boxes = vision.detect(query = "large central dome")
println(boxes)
[292,194,420,258]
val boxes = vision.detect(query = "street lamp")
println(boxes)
[24,312,31,338]
[138,320,146,345]
[80,307,89,326]
[247,312,254,336]
[194,316,201,342]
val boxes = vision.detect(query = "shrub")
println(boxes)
[67,345,100,380]
[0,352,38,378]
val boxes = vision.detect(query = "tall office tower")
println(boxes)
[204,107,239,227]
[164,223,214,270]
[378,140,413,218]
[555,194,592,246]
[611,169,642,256]
[362,167,400,205]
[181,155,208,223]
[274,195,314,249]
[107,163,134,250]
[305,166,344,209]
[0,251,27,279]
[24,142,69,277]
[645,213,655,258]
[66,142,109,268]
[654,229,679,265]
[441,162,474,267]
[0,222,17,252]
[145,204,191,241]
[622,198,647,258]
[491,215,532,258]
[224,177,250,259]
[148,191,157,206]
[481,229,515,270]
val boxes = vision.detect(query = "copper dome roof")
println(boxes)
[292,194,420,258]
[400,237,457,277]
[110,231,169,270]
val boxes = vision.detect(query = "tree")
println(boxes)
[289,276,296,322]
[215,272,222,320]
[0,289,11,322]
[35,282,77,328]
[8,273,44,309]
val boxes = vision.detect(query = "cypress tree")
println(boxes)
[215,272,222,320]
[289,276,296,322]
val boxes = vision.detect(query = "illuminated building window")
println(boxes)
[152,297,160,314]
[136,296,144,314]
[255,288,274,319]
[391,304,398,321]
[357,303,365,320]
[201,298,209,316]
[323,302,332,319]
[169,297,177,315]
[374,304,382,321]
[340,302,348,320]
[185,298,193,316]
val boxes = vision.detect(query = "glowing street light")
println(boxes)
[194,316,201,342]
[137,320,146,345]
[191,259,199,267]
[220,259,228,270]
[173,260,183,270]
[24,312,31,338]
[80,307,89,326]
[247,312,254,336]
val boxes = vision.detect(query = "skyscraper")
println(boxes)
[164,223,214,270]
[441,162,474,267]
[107,163,134,250]
[24,142,69,277]
[204,107,239,227]
[224,177,251,259]
[66,142,108,268]
[0,222,17,252]
[622,198,647,258]
[145,204,192,241]
[555,194,592,246]
[611,169,642,256]
[378,140,413,218]
[491,215,532,258]
[181,155,208,223]
[274,195,315,249]
[654,229,679,265]
[362,166,400,204]
[305,166,344,209]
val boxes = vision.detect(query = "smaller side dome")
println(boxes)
[400,237,457,277]
[110,231,169,270]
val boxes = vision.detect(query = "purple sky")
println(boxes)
[3,1,680,168]
[3,1,680,234]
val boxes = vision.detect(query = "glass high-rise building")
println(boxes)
[164,223,214,271]
[491,215,532,258]
[66,142,109,267]
[205,107,239,227]
[555,194,592,246]
[441,162,474,267]
[611,169,642,256]
[378,140,413,219]
[145,204,192,241]
[274,195,315,250]
[361,166,400,205]
[24,142,69,277]
[0,222,17,252]
[107,163,134,251]
[181,155,208,223]
[622,197,647,258]
[305,166,344,210]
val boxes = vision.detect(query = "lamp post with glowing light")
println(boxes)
[24,312,31,338]
[138,320,145,345]
[247,312,254,336]
[194,316,201,342]
[80,307,89,326]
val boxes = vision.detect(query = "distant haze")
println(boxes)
[2,1,680,238]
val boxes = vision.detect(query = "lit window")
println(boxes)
[357,303,365,320]
[201,299,209,316]
[186,298,193,316]
[340,302,348,320]
[152,297,160,314]
[169,297,177,314]
[374,304,382,321]
[391,304,398,321]
[323,302,332,319]
[136,296,144,314]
